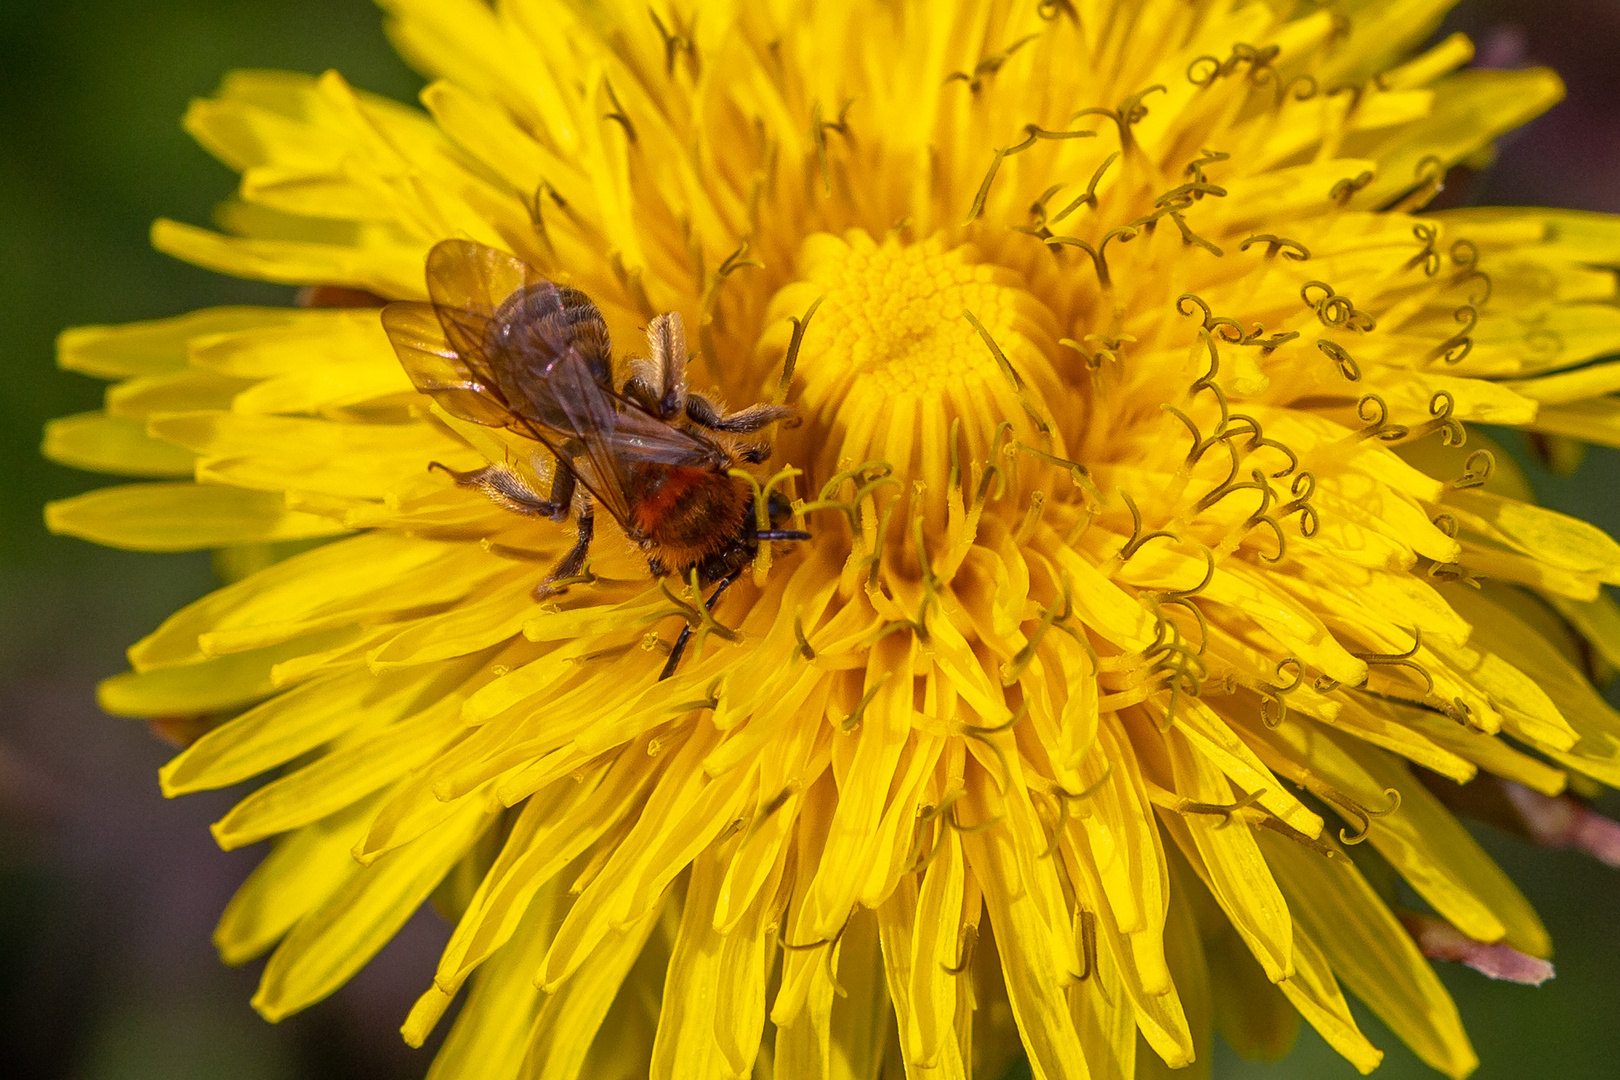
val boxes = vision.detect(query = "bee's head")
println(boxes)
[750,489,810,545]
[766,489,794,529]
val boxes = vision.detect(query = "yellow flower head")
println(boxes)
[44,1,1620,1077]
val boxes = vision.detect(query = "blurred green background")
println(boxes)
[0,1,1616,1078]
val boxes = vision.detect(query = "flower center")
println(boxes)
[767,230,1066,508]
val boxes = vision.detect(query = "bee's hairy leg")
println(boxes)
[648,312,688,418]
[623,372,663,414]
[659,572,737,681]
[429,460,572,521]
[684,393,798,434]
[627,312,689,419]
[535,494,595,598]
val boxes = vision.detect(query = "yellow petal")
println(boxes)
[1447,488,1620,582]
[1475,307,1620,379]
[211,695,460,848]
[1323,695,1477,784]
[1158,729,1293,983]
[825,909,893,1080]
[253,797,489,1021]
[419,877,564,1075]
[147,410,474,498]
[1440,206,1620,266]
[1424,638,1579,753]
[1352,68,1562,209]
[378,0,556,133]
[803,640,918,934]
[542,723,747,990]
[42,412,196,477]
[214,791,380,965]
[1274,916,1382,1075]
[101,627,357,717]
[1065,896,1138,1080]
[107,368,253,418]
[1260,829,1477,1079]
[653,838,790,1078]
[1504,360,1620,405]
[367,575,546,668]
[1176,699,1322,837]
[132,533,458,670]
[1528,395,1620,448]
[1277,728,1549,956]
[525,904,665,1080]
[421,79,546,193]
[193,547,511,658]
[1059,830,1192,1068]
[1400,705,1567,796]
[57,306,300,378]
[160,662,441,794]
[46,482,347,552]
[1548,588,1620,672]
[232,363,414,417]
[1201,898,1299,1062]
[1360,735,1548,952]
[151,218,427,299]
[960,772,1091,1080]
[437,752,651,988]
[1154,873,1214,1080]
[879,831,966,1077]
[1448,587,1620,742]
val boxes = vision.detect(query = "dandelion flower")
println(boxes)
[44,1,1620,1077]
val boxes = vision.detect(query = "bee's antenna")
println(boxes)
[753,529,812,541]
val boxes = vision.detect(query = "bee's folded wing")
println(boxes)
[380,301,519,429]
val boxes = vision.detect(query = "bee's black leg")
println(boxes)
[660,625,693,682]
[685,393,797,434]
[623,374,662,414]
[544,458,577,520]
[535,497,594,598]
[659,573,737,681]
[432,456,575,522]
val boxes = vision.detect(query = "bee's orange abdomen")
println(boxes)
[630,466,751,569]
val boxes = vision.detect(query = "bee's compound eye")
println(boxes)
[766,489,794,523]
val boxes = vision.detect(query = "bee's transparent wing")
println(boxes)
[386,239,577,433]
[422,240,551,373]
[390,237,727,534]
[380,301,521,428]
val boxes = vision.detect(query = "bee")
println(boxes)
[382,239,809,678]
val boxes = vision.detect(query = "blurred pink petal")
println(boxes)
[1476,24,1530,69]
[1504,782,1620,868]
[1400,911,1555,986]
